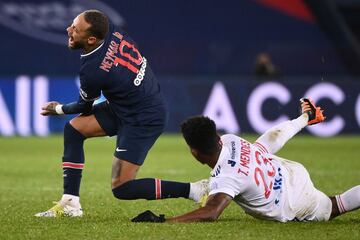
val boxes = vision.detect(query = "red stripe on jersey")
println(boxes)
[62,162,84,169]
[254,142,268,153]
[155,178,162,199]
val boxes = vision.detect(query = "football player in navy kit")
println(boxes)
[35,9,208,217]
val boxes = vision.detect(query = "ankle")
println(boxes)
[61,194,80,207]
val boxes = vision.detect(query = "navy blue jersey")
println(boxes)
[77,25,166,125]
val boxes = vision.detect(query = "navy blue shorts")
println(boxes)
[93,101,166,166]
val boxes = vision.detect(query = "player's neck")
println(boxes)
[207,145,222,169]
[83,40,103,54]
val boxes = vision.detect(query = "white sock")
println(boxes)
[61,194,80,207]
[188,179,209,202]
[189,183,197,201]
[335,185,360,213]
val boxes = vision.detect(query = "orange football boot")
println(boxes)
[300,98,326,125]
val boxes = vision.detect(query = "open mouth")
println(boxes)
[68,36,74,45]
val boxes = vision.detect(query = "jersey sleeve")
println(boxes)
[79,70,101,102]
[209,175,243,198]
[61,96,94,114]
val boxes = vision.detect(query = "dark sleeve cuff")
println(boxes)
[62,97,94,114]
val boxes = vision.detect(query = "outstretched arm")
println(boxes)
[41,74,100,116]
[41,96,94,116]
[167,193,232,222]
[131,193,232,223]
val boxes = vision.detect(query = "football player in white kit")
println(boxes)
[132,98,360,223]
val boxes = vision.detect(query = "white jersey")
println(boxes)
[209,134,331,222]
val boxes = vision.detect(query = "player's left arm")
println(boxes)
[132,193,232,223]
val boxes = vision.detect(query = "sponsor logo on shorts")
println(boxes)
[116,147,127,152]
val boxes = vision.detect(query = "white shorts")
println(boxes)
[278,158,332,222]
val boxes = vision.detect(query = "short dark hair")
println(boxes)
[181,116,219,155]
[83,10,109,40]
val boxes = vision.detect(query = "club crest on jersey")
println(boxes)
[228,160,236,167]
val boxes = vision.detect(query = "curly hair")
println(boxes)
[83,9,109,40]
[181,116,219,155]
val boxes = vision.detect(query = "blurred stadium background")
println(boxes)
[1,1,360,239]
[1,0,360,137]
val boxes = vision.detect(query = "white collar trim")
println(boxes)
[80,42,105,58]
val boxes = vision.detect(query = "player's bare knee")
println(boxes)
[111,157,137,189]
[64,121,86,141]
[69,115,106,138]
[111,173,134,189]
[111,177,126,189]
[68,119,88,138]
[111,178,133,199]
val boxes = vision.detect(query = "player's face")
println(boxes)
[191,148,206,165]
[66,14,91,50]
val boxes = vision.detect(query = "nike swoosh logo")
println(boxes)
[116,148,127,152]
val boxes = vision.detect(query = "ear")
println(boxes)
[87,36,97,45]
[190,148,199,158]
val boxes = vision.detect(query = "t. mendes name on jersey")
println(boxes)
[99,31,147,86]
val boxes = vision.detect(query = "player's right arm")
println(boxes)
[166,193,232,222]
[40,96,94,116]
[41,71,101,116]
[131,193,233,223]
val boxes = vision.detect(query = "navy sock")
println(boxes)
[62,122,85,196]
[112,178,190,200]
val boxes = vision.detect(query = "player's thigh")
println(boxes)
[75,101,120,137]
[284,160,332,221]
[115,124,164,165]
[70,101,119,138]
[70,114,107,137]
[308,190,332,221]
[110,124,165,187]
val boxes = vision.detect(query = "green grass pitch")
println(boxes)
[0,134,360,240]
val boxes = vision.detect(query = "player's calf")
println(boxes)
[330,185,360,219]
[111,178,208,202]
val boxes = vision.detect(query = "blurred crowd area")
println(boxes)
[1,0,360,136]
[1,0,360,77]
